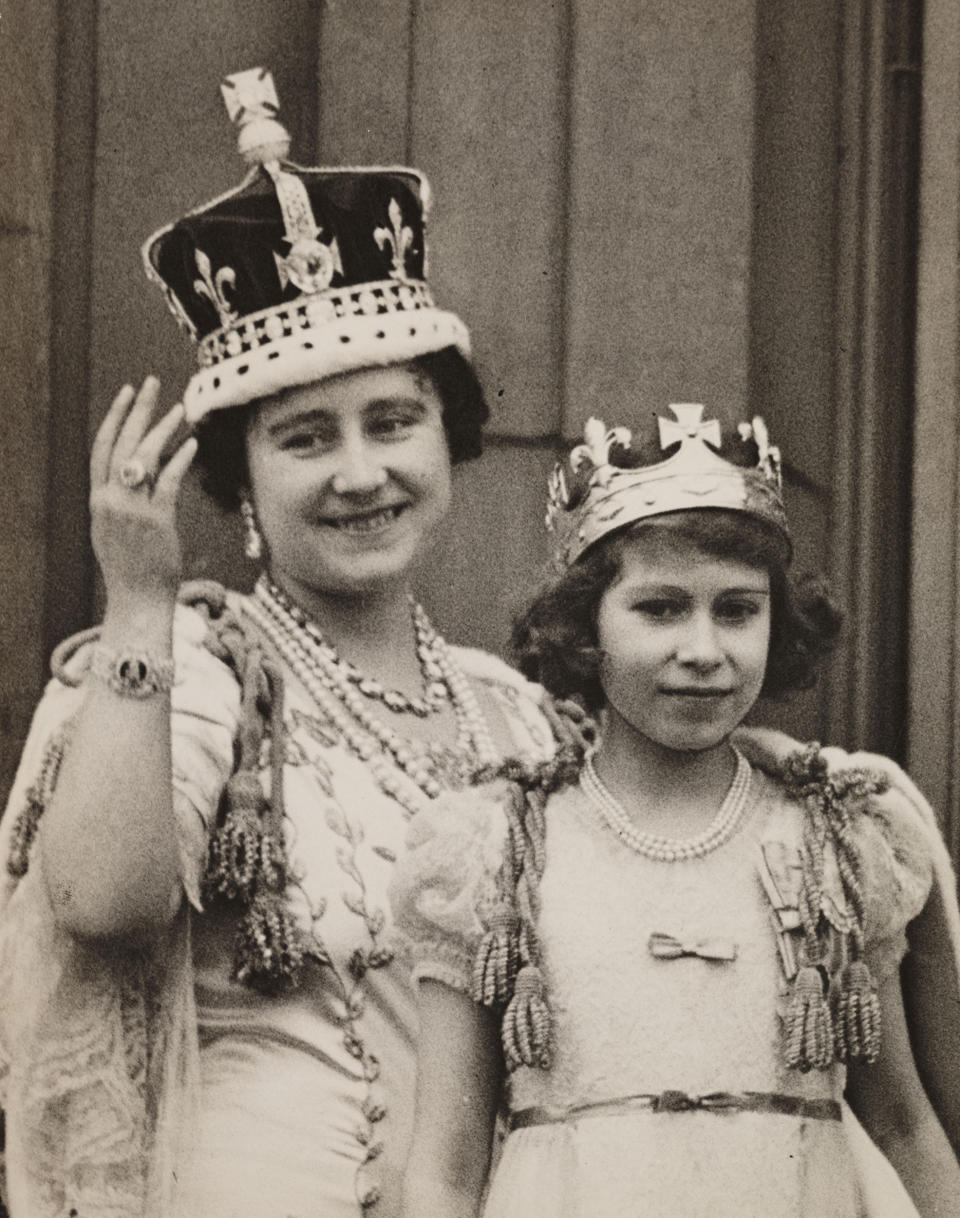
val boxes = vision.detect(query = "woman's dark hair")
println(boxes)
[193,346,489,510]
[511,509,843,713]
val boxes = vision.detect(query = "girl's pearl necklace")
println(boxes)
[244,580,500,819]
[580,747,752,862]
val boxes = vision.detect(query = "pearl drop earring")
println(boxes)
[240,494,263,562]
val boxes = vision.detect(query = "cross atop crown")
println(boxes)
[657,403,722,456]
[221,67,280,126]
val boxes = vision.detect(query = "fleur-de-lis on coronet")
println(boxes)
[374,199,414,282]
[737,416,782,489]
[194,249,239,327]
[569,418,632,488]
[657,403,722,455]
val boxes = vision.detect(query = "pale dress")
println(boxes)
[0,597,553,1218]
[391,763,935,1217]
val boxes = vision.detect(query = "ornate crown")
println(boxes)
[142,68,470,422]
[546,404,789,567]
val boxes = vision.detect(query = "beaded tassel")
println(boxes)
[785,962,834,1072]
[204,772,269,901]
[234,889,306,995]
[833,957,881,1064]
[501,963,552,1070]
[472,906,520,1007]
[182,584,306,994]
[775,743,890,1072]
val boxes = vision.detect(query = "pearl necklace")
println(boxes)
[580,748,752,861]
[264,578,449,718]
[244,583,499,819]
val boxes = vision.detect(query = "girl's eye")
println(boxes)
[281,431,328,453]
[716,599,761,623]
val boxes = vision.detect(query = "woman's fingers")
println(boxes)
[136,401,187,474]
[108,376,162,476]
[153,435,198,501]
[90,384,136,487]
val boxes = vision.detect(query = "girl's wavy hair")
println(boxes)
[511,509,842,713]
[193,346,489,511]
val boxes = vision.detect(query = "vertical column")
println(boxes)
[0,0,60,796]
[828,0,920,761]
[317,0,414,163]
[408,0,569,652]
[910,0,960,847]
[749,1,841,742]
[563,0,757,434]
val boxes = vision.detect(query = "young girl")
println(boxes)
[389,407,960,1217]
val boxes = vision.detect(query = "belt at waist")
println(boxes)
[508,1090,842,1130]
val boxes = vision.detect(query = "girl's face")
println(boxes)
[244,364,452,599]
[595,529,771,755]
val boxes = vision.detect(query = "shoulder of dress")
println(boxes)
[175,581,264,679]
[450,645,540,694]
[746,735,938,928]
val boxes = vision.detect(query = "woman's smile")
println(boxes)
[320,503,408,534]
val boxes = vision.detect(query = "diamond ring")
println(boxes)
[119,459,151,490]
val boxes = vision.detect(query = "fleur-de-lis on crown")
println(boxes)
[738,416,783,489]
[374,198,414,281]
[194,248,239,327]
[569,418,632,487]
[657,403,722,455]
[546,463,570,527]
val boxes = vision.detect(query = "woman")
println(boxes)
[0,69,555,1217]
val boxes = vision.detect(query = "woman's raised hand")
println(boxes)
[89,376,198,604]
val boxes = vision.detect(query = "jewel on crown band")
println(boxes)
[198,279,435,368]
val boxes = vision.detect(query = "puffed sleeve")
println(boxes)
[170,603,242,909]
[852,769,936,982]
[389,782,509,995]
[736,729,949,983]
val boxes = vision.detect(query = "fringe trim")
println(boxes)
[777,743,887,1070]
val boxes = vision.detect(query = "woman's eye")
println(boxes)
[635,600,683,620]
[368,411,418,439]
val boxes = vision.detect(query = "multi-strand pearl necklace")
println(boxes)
[265,579,449,718]
[245,578,499,818]
[580,747,753,862]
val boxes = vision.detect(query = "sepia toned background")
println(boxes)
[3,0,960,862]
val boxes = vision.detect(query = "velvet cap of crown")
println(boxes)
[546,404,790,567]
[142,67,470,423]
